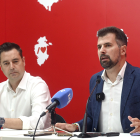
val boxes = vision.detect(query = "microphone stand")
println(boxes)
[49,107,57,134]
[78,77,101,138]
[46,108,74,136]
[78,100,90,138]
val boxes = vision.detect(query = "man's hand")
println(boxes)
[55,123,77,132]
[128,116,140,133]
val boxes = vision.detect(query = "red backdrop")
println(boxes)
[0,0,140,123]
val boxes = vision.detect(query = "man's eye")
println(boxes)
[4,63,9,65]
[98,46,101,49]
[13,61,18,63]
[106,44,111,47]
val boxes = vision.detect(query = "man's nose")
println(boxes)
[10,62,14,69]
[100,46,106,53]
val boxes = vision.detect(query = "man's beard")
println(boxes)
[100,54,120,70]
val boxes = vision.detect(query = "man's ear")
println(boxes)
[121,45,127,56]
[22,57,25,66]
[0,64,1,68]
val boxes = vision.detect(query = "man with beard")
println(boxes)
[54,26,140,133]
[0,42,51,130]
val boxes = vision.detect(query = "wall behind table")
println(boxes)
[0,0,140,123]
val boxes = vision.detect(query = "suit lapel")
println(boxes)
[121,63,135,118]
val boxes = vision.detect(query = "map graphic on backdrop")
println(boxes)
[35,0,60,66]
[34,36,52,66]
[38,0,61,11]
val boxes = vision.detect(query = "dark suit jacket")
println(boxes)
[77,62,140,133]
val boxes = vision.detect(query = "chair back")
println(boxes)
[55,114,66,123]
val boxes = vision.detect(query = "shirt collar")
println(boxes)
[18,71,30,90]
[101,61,127,82]
[6,71,29,91]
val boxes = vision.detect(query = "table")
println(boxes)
[0,129,140,140]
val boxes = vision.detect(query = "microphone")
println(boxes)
[40,88,73,117]
[78,76,101,138]
[96,92,105,101]
[33,88,73,140]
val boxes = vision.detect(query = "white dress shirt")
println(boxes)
[0,71,51,130]
[98,62,127,133]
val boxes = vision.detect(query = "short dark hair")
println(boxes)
[0,42,23,61]
[97,26,127,47]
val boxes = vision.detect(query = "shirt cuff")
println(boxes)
[19,116,30,130]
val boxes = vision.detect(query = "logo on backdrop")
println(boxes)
[34,36,52,66]
[38,0,61,11]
